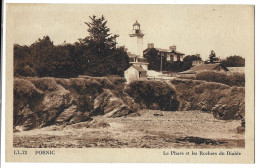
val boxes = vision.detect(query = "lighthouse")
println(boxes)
[129,21,144,58]
[124,21,148,83]
[128,21,148,70]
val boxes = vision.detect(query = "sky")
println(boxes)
[7,4,254,61]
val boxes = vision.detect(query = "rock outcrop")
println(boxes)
[125,80,180,111]
[91,89,134,117]
[171,79,245,120]
[14,77,245,131]
[13,76,136,130]
[212,87,245,120]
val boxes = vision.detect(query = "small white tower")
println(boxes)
[124,21,148,83]
[128,21,148,70]
[129,21,144,58]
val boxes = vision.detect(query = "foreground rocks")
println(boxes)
[91,89,134,117]
[14,77,245,131]
[14,77,181,130]
[14,76,138,130]
[171,79,245,121]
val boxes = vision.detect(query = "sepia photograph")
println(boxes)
[3,3,255,163]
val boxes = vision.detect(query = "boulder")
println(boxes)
[56,105,77,123]
[212,101,245,120]
[69,112,92,124]
[91,90,134,118]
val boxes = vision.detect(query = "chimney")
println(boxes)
[169,45,176,51]
[147,43,154,49]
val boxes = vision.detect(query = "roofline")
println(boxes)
[130,65,147,72]
[215,64,229,71]
[130,62,149,65]
[129,33,144,37]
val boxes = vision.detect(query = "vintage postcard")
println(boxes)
[4,3,254,163]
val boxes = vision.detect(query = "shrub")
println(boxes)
[178,74,196,80]
[228,73,245,87]
[69,78,102,94]
[30,77,60,92]
[170,78,245,120]
[194,82,229,94]
[125,81,179,111]
[195,70,245,86]
[196,71,228,83]
[14,65,37,77]
[14,79,43,99]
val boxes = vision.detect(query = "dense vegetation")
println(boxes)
[144,47,245,72]
[171,79,245,120]
[125,80,179,111]
[195,71,245,87]
[14,14,245,77]
[14,15,129,78]
[221,55,245,67]
[143,48,202,72]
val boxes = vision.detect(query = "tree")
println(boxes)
[49,44,79,78]
[209,50,217,63]
[143,48,161,71]
[182,54,202,71]
[13,15,129,78]
[29,36,79,78]
[73,42,89,74]
[98,47,129,76]
[29,36,55,77]
[221,55,245,67]
[14,37,55,77]
[144,49,203,72]
[14,44,33,76]
[165,61,184,72]
[80,15,118,53]
[79,15,129,76]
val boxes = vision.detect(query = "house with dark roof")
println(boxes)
[124,65,147,83]
[180,63,229,74]
[144,43,185,63]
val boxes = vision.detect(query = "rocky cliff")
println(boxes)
[171,79,245,120]
[14,77,245,131]
[14,77,180,130]
[14,76,132,130]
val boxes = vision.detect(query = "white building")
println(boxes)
[124,65,147,83]
[192,60,204,66]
